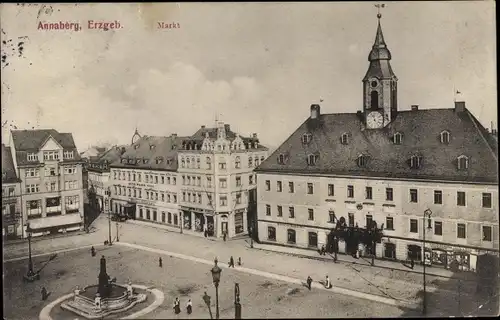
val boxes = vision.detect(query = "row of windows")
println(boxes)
[180,155,266,170]
[181,174,255,188]
[138,207,179,225]
[26,150,74,162]
[25,166,77,178]
[112,170,177,185]
[408,219,493,241]
[113,186,178,203]
[25,181,78,194]
[26,196,80,217]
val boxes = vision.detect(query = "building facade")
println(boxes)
[2,144,22,239]
[8,129,85,237]
[255,14,498,272]
[178,122,268,239]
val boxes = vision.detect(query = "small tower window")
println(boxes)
[302,133,312,144]
[307,154,319,166]
[457,155,469,170]
[410,155,423,169]
[278,154,288,165]
[393,132,403,145]
[371,91,379,109]
[341,133,349,145]
[357,154,369,168]
[440,130,450,144]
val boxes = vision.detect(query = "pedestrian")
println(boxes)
[307,276,313,290]
[186,298,192,314]
[223,231,227,242]
[321,245,326,255]
[91,246,96,257]
[41,286,48,300]
[237,257,242,266]
[173,297,181,314]
[204,225,208,238]
[325,275,332,289]
[410,258,415,270]
[159,257,163,268]
[229,256,235,268]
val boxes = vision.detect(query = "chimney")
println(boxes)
[411,105,419,111]
[224,124,230,132]
[201,125,205,130]
[454,101,465,113]
[252,133,257,139]
[310,104,320,119]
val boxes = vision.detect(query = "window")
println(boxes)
[138,173,142,182]
[482,193,492,208]
[187,176,191,185]
[457,191,466,206]
[45,166,57,176]
[277,206,283,217]
[434,190,442,204]
[393,132,403,145]
[249,175,254,185]
[427,218,432,229]
[341,133,349,145]
[347,185,354,198]
[167,176,170,184]
[161,212,166,223]
[167,212,172,224]
[173,214,178,225]
[307,183,314,194]
[328,211,335,223]
[219,196,227,206]
[410,189,418,203]
[236,193,241,204]
[457,155,469,170]
[206,157,211,169]
[219,161,226,170]
[277,181,282,192]
[161,193,165,201]
[386,217,394,230]
[266,205,271,216]
[440,130,450,144]
[155,176,158,184]
[219,178,227,188]
[302,133,312,144]
[348,212,354,227]
[370,91,379,109]
[265,180,270,191]
[182,192,186,202]
[308,232,318,247]
[386,188,393,201]
[206,177,212,188]
[65,195,79,210]
[289,207,295,218]
[27,153,37,161]
[328,184,334,196]
[186,157,191,168]
[357,155,369,168]
[25,168,40,177]
[153,210,157,221]
[64,181,78,190]
[235,156,241,168]
[457,223,466,239]
[308,208,314,221]
[434,221,442,236]
[288,182,294,193]
[26,199,42,217]
[366,215,373,228]
[268,227,276,241]
[365,187,372,200]
[248,157,253,168]
[255,157,260,167]
[287,229,296,244]
[146,209,151,220]
[483,226,492,241]
[236,176,241,187]
[307,154,319,166]
[410,155,422,169]
[173,177,176,185]
[43,151,59,161]
[278,154,287,165]
[410,219,418,233]
[196,157,200,169]
[128,172,131,181]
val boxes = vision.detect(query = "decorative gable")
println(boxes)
[40,135,63,151]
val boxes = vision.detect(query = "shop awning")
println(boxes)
[28,213,82,230]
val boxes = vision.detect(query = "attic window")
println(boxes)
[393,132,403,145]
[307,153,319,166]
[277,154,288,165]
[143,159,148,164]
[341,133,349,145]
[357,154,370,168]
[457,155,469,170]
[150,145,155,150]
[128,159,134,164]
[121,158,127,164]
[27,153,37,161]
[302,133,312,144]
[134,144,140,149]
[156,158,163,164]
[440,131,450,144]
[410,155,423,169]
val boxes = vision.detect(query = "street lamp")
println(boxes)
[116,221,119,242]
[423,208,433,316]
[234,283,242,319]
[105,187,112,245]
[210,258,222,320]
[23,223,39,282]
[249,226,254,248]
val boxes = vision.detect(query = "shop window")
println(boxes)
[268,226,276,241]
[308,232,318,248]
[287,229,296,244]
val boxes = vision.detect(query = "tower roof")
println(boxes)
[368,17,391,61]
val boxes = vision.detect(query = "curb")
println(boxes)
[3,228,97,247]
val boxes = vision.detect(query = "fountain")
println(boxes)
[60,255,147,319]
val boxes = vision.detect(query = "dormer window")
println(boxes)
[143,159,148,164]
[27,153,37,161]
[410,155,423,169]
[307,153,319,166]
[150,145,155,150]
[341,133,349,145]
[156,158,163,164]
[235,156,241,168]
[278,153,289,165]
[302,133,312,144]
[121,158,127,164]
[393,132,403,145]
[357,154,370,168]
[63,150,74,159]
[440,130,450,144]
[457,155,469,170]
[128,159,134,164]
[134,144,140,149]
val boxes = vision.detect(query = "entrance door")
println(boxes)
[207,216,214,236]
[222,222,228,235]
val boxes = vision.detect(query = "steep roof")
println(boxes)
[1,144,20,183]
[110,135,189,171]
[11,129,82,166]
[256,107,498,184]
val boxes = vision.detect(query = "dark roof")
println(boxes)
[2,144,20,183]
[256,107,498,184]
[110,135,189,171]
[11,129,82,166]
[87,146,126,173]
[188,126,268,150]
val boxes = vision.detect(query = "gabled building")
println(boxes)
[178,121,268,239]
[2,144,22,239]
[8,129,85,237]
[255,14,498,272]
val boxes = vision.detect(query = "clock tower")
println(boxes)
[363,12,398,129]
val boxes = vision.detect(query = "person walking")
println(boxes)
[306,276,313,290]
[228,256,235,268]
[159,257,163,268]
[186,298,192,314]
[223,231,227,242]
[237,257,242,266]
[41,286,48,300]
[204,225,208,238]
[325,275,332,289]
[173,297,181,314]
[91,246,96,257]
[410,258,415,270]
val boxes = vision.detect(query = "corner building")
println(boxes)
[255,15,498,271]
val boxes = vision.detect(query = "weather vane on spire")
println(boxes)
[375,3,385,19]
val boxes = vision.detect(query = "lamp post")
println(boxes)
[116,221,119,242]
[27,223,34,275]
[423,208,432,316]
[234,282,241,319]
[105,187,112,245]
[180,212,183,234]
[249,226,254,248]
[210,258,222,320]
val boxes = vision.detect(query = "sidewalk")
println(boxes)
[251,242,472,281]
[3,227,97,246]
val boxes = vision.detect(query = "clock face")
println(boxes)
[366,111,384,129]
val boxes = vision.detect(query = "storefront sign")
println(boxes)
[129,183,155,188]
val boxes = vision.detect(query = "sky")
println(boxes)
[0,2,496,151]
